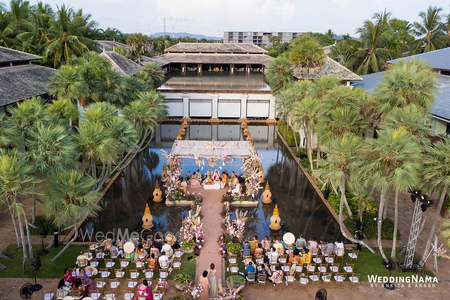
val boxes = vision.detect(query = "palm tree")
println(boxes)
[8,97,49,142]
[5,0,34,38]
[375,58,437,118]
[421,140,450,263]
[0,9,14,47]
[441,217,450,249]
[140,62,165,89]
[0,113,21,147]
[289,35,326,77]
[43,170,100,261]
[92,69,124,103]
[264,57,293,94]
[413,6,446,53]
[348,12,394,75]
[0,149,37,270]
[45,4,92,67]
[47,98,79,126]
[357,127,422,261]
[388,18,415,54]
[126,33,152,64]
[315,133,375,253]
[49,65,88,102]
[291,96,320,170]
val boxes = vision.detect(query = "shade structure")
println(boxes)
[283,232,295,245]
[124,242,135,254]
[169,140,254,158]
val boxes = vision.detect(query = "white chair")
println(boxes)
[90,260,99,268]
[256,256,264,265]
[295,264,303,274]
[90,293,101,300]
[105,260,115,268]
[285,275,295,286]
[124,292,135,300]
[281,265,290,273]
[309,272,319,283]
[278,255,287,264]
[317,265,327,273]
[228,255,237,264]
[104,291,116,299]
[130,269,140,279]
[159,270,168,280]
[145,269,154,280]
[299,276,309,288]
[115,270,125,279]
[109,279,120,289]
[100,270,110,278]
[44,292,54,300]
[321,274,332,283]
[127,279,138,290]
[96,280,106,290]
[329,263,339,273]
[343,265,353,273]
[174,250,183,258]
[173,259,182,270]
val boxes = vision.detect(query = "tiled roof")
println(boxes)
[140,53,273,66]
[96,40,127,52]
[293,57,362,81]
[0,46,41,63]
[164,42,267,54]
[387,47,450,71]
[100,51,141,76]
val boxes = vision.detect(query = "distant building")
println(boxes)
[143,42,276,121]
[0,46,55,112]
[352,47,450,136]
[96,40,127,52]
[223,31,304,46]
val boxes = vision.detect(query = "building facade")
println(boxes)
[224,31,303,46]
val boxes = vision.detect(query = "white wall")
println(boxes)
[218,100,241,118]
[247,100,269,118]
[166,99,183,117]
[189,99,212,117]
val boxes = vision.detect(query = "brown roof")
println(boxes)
[0,64,55,107]
[100,51,141,76]
[142,53,273,66]
[96,40,127,52]
[0,46,42,63]
[164,42,267,54]
[293,57,362,81]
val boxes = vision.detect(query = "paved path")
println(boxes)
[191,187,225,285]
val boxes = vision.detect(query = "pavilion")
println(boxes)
[0,46,55,112]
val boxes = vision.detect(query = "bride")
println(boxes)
[212,169,220,184]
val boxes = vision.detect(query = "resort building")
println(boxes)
[144,43,276,121]
[0,46,55,112]
[352,47,450,136]
[223,31,304,47]
[96,40,127,52]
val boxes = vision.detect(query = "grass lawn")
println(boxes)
[0,244,86,278]
[223,249,435,282]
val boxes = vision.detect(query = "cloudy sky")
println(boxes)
[47,0,449,37]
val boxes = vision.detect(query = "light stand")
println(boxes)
[383,259,395,290]
[38,229,49,256]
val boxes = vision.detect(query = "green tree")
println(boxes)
[349,11,395,75]
[264,57,293,94]
[289,35,326,77]
[43,170,100,261]
[126,33,152,64]
[413,6,446,53]
[357,127,421,261]
[49,65,88,102]
[47,98,79,126]
[421,140,450,263]
[45,4,92,67]
[140,62,165,89]
[315,133,375,252]
[375,58,437,119]
[0,9,14,47]
[5,0,34,40]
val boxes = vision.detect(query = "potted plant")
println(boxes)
[173,274,192,291]
[226,275,246,290]
[226,242,242,255]
[182,240,197,253]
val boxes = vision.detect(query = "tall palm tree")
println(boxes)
[45,4,92,67]
[375,58,437,118]
[0,9,14,47]
[264,58,293,94]
[0,113,21,147]
[349,12,394,75]
[413,6,446,53]
[126,33,152,64]
[315,133,375,253]
[47,98,79,126]
[291,96,320,170]
[289,34,326,77]
[43,170,100,261]
[0,149,37,270]
[8,97,49,142]
[421,140,450,263]
[5,0,34,38]
[357,127,422,261]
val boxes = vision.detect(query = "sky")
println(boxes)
[47,0,450,37]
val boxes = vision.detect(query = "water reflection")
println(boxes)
[80,123,343,243]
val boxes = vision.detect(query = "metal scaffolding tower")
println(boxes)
[402,199,423,269]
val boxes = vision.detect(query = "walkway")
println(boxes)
[191,187,226,284]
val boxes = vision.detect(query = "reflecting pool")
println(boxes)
[80,123,343,243]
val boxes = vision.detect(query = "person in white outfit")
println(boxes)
[161,241,173,257]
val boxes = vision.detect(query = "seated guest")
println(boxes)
[231,182,241,196]
[261,236,271,251]
[153,234,163,251]
[136,279,153,300]
[136,243,147,261]
[334,239,345,256]
[158,251,169,269]
[203,170,213,185]
[303,248,312,264]
[273,240,284,255]
[245,261,255,274]
[289,248,301,264]
[295,234,307,249]
[190,172,201,188]
[63,268,76,286]
[249,235,259,252]
[220,171,228,188]
[267,247,279,265]
[172,240,181,250]
[229,172,237,189]
[254,243,264,257]
[323,240,335,256]
[150,242,160,258]
[77,267,93,291]
[109,241,123,258]
[212,169,221,183]
[162,241,173,257]
[72,278,87,297]
[241,240,251,256]
[147,253,159,272]
[308,237,318,254]
[268,266,283,286]
[100,238,113,251]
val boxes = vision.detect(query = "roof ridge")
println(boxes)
[0,46,42,60]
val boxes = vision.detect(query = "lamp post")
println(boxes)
[400,190,434,271]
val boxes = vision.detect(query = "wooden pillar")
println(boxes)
[198,63,202,76]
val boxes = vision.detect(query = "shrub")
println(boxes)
[173,274,192,284]
[26,215,54,235]
[344,212,400,240]
[327,192,359,216]
[182,240,196,250]
[277,121,300,147]
[443,196,450,210]
[226,242,242,255]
